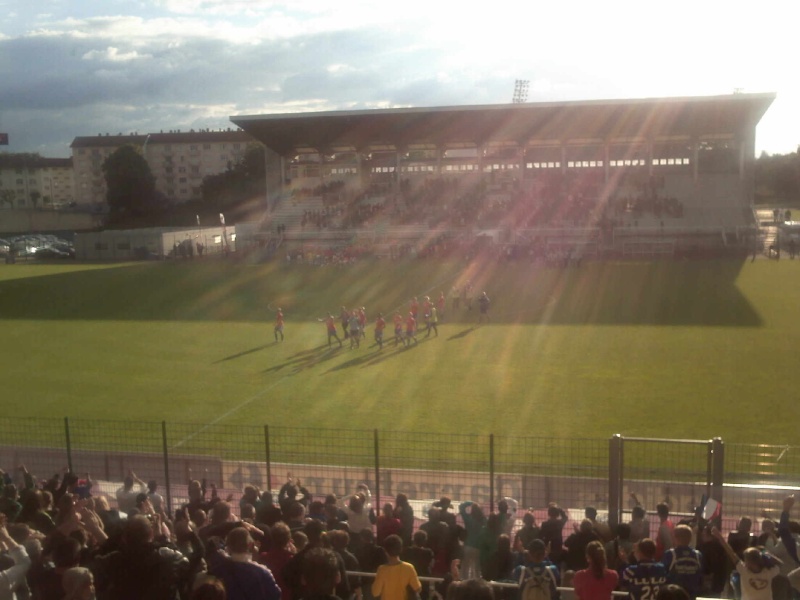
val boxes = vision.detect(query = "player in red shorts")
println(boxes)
[405,312,418,347]
[318,313,343,347]
[410,297,419,320]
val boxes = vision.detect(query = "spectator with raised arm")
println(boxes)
[711,526,781,600]
[115,471,146,515]
[0,514,31,600]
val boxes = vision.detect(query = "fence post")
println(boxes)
[608,434,623,530]
[374,429,380,504]
[162,421,172,517]
[711,437,725,512]
[489,434,495,514]
[64,417,73,473]
[264,425,272,496]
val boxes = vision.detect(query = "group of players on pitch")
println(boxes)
[273,290,491,349]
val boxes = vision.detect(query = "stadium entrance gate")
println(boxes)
[607,435,724,529]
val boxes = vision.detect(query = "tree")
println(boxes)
[201,144,266,211]
[102,144,160,222]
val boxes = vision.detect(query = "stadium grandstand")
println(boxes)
[232,93,775,260]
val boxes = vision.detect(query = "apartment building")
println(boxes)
[70,129,254,206]
[0,154,74,209]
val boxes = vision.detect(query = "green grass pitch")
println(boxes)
[1,256,799,446]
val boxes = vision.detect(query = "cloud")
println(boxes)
[82,46,150,61]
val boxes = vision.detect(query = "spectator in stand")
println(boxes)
[662,524,703,599]
[190,576,227,600]
[477,513,504,577]
[17,490,55,535]
[0,514,31,600]
[621,539,667,600]
[604,523,633,573]
[711,526,781,600]
[300,548,341,600]
[564,519,601,571]
[30,534,82,600]
[728,517,756,559]
[574,541,619,600]
[259,522,295,600]
[458,500,486,580]
[628,495,651,543]
[585,507,613,543]
[541,504,569,567]
[328,529,360,600]
[511,539,560,598]
[206,527,280,600]
[514,511,541,552]
[0,486,22,524]
[371,535,421,600]
[61,567,94,600]
[342,488,373,537]
[419,508,450,577]
[402,530,434,600]
[393,494,414,545]
[278,476,311,514]
[147,480,165,515]
[376,503,402,545]
[91,514,202,600]
[115,471,146,515]
[284,519,348,600]
[655,503,676,562]
[482,533,515,583]
[353,528,387,577]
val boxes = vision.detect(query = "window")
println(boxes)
[191,166,200,174]
[178,167,186,173]
[233,143,241,150]
[165,167,173,174]
[16,178,23,185]
[95,242,109,250]
[179,177,187,183]
[117,242,131,250]
[203,144,211,150]
[190,144,198,151]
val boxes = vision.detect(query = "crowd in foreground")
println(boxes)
[2,466,800,600]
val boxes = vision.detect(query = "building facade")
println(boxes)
[0,154,75,209]
[70,130,255,207]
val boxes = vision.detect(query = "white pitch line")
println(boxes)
[173,376,288,449]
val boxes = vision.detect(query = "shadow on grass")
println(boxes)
[0,257,764,327]
[214,343,274,363]
[447,327,476,340]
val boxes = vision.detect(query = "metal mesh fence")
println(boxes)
[620,438,712,519]
[0,417,67,482]
[2,416,798,534]
[723,442,800,521]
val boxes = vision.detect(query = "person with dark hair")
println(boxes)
[655,584,690,600]
[445,579,495,600]
[92,514,203,600]
[574,541,619,600]
[604,523,633,572]
[372,535,421,600]
[376,503,402,545]
[30,534,82,599]
[301,548,341,599]
[511,539,560,600]
[621,539,667,600]
[514,512,541,553]
[402,530,434,600]
[259,522,295,600]
[328,528,361,600]
[190,576,227,600]
[655,504,675,562]
[482,533,515,583]
[207,527,280,600]
[629,501,651,545]
[540,504,569,566]
[459,501,486,580]
[393,494,414,545]
[284,519,349,600]
[565,520,601,571]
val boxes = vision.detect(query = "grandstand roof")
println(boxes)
[231,93,775,156]
[0,154,73,169]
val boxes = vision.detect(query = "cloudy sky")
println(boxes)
[0,0,796,158]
